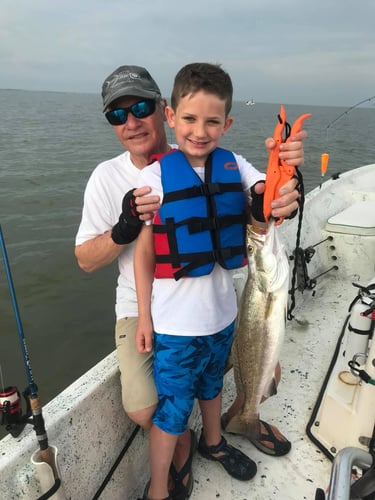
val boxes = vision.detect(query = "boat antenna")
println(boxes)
[0,225,62,490]
[321,95,375,185]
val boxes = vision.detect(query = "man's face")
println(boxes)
[109,96,167,168]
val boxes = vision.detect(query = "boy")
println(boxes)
[134,62,289,500]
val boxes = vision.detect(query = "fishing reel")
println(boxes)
[292,246,317,292]
[0,385,32,437]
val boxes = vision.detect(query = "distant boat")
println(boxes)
[245,99,255,106]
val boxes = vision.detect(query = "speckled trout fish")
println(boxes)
[227,222,290,430]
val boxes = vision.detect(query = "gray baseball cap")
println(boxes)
[101,65,162,112]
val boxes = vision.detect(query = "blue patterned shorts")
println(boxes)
[152,321,235,434]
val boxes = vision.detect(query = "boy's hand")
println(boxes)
[265,129,307,167]
[135,319,154,354]
[262,129,306,221]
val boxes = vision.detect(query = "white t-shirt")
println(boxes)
[75,151,142,319]
[138,151,265,336]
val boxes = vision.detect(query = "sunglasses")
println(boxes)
[105,99,157,125]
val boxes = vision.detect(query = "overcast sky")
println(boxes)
[1,0,374,106]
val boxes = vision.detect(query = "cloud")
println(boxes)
[1,0,374,105]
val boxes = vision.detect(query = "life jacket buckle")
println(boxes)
[200,183,221,196]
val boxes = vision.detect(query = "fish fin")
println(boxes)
[221,413,258,434]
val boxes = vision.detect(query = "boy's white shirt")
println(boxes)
[138,152,265,336]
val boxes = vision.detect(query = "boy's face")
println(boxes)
[165,90,233,167]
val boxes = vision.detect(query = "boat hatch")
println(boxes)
[325,201,375,236]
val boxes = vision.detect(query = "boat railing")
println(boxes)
[326,446,373,499]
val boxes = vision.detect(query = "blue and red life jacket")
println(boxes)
[153,148,248,280]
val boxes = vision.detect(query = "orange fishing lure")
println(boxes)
[263,105,311,225]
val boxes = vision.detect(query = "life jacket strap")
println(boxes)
[163,182,243,204]
[153,213,246,235]
[155,245,246,281]
[187,214,246,233]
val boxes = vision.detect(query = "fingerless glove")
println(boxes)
[250,179,300,222]
[250,181,266,223]
[111,189,143,245]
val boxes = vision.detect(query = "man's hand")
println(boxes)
[133,186,161,222]
[111,189,143,245]
[271,177,300,219]
[250,181,266,223]
[251,178,300,224]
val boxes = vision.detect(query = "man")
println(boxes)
[75,65,306,497]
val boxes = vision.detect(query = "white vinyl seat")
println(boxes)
[326,201,375,236]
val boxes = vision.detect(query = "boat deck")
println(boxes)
[1,166,374,500]
[191,275,346,500]
[1,270,366,500]
[103,274,353,500]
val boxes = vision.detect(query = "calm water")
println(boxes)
[0,90,374,438]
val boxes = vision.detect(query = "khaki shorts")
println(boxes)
[115,317,158,413]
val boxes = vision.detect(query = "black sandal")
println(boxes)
[198,432,257,481]
[221,413,291,457]
[170,429,197,500]
[247,419,291,457]
[140,480,173,500]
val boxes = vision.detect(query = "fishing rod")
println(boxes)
[0,224,63,496]
[320,95,375,184]
[326,95,375,130]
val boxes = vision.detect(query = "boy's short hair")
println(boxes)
[171,63,233,115]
